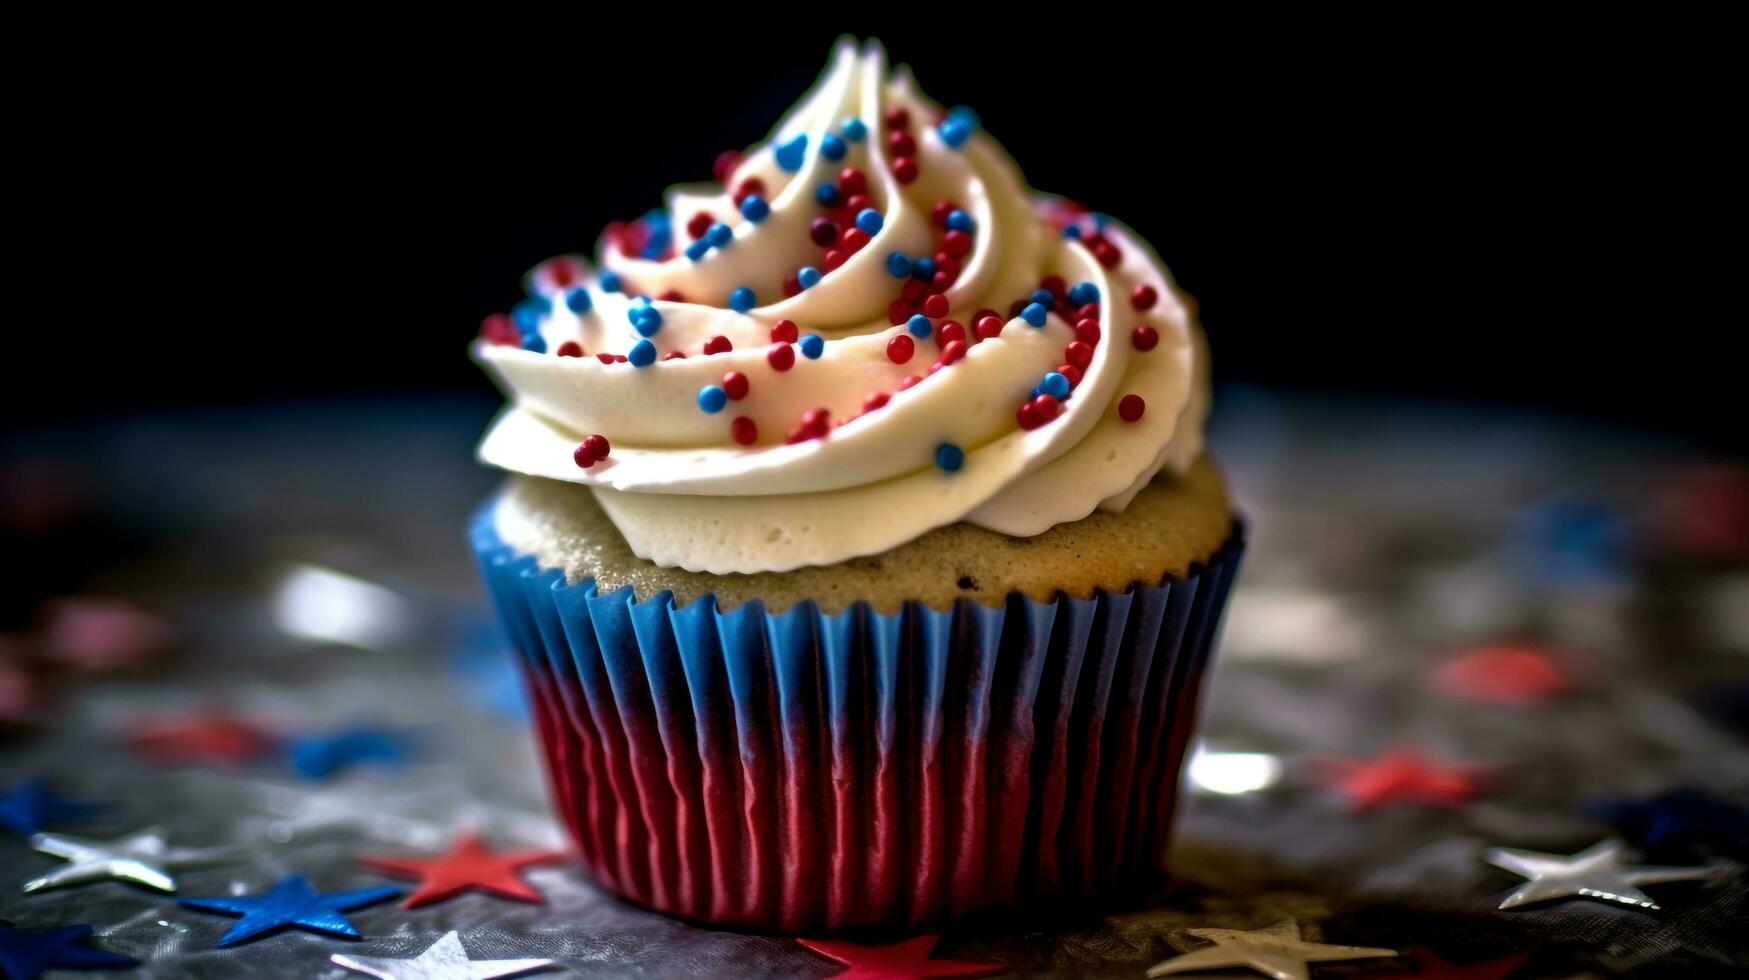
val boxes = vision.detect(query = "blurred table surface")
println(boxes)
[2,389,1746,978]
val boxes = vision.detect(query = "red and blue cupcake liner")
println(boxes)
[471,507,1243,933]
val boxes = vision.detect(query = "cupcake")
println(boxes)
[470,38,1242,933]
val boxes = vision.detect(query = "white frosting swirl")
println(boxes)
[474,39,1210,574]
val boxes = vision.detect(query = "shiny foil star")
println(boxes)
[1371,948,1530,979]
[797,935,1004,979]
[1432,642,1573,706]
[180,873,402,946]
[1486,838,1721,909]
[128,710,280,768]
[0,778,104,838]
[24,827,212,893]
[0,921,138,977]
[1146,920,1395,980]
[290,726,412,779]
[331,930,554,980]
[1320,746,1489,812]
[358,832,565,908]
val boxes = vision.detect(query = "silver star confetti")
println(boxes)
[1146,919,1395,980]
[331,931,554,980]
[1486,838,1721,910]
[24,826,218,893]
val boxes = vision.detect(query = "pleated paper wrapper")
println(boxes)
[472,508,1243,933]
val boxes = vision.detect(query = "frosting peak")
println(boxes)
[474,39,1209,574]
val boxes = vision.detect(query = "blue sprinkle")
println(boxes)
[639,236,668,260]
[1041,371,1071,398]
[599,271,623,292]
[565,288,592,313]
[740,194,770,223]
[886,251,913,278]
[841,117,867,142]
[684,239,710,261]
[912,256,937,281]
[1030,288,1055,308]
[946,209,974,233]
[512,299,545,332]
[798,266,822,289]
[799,334,825,359]
[1068,282,1100,306]
[855,208,884,235]
[1093,212,1110,230]
[1020,302,1048,327]
[815,182,840,206]
[935,442,964,472]
[519,333,547,354]
[907,314,932,339]
[1031,386,1044,399]
[630,307,662,337]
[628,339,657,367]
[707,223,733,247]
[938,106,979,149]
[729,287,756,313]
[775,133,808,172]
[1062,225,1083,240]
[821,133,847,161]
[697,384,728,413]
[632,294,652,305]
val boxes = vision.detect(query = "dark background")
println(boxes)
[12,22,1736,447]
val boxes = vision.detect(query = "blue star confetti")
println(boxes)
[1589,788,1749,857]
[289,727,413,779]
[0,921,137,977]
[0,779,104,838]
[180,874,402,946]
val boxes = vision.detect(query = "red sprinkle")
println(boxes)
[937,321,966,346]
[768,342,796,371]
[703,335,734,355]
[824,248,847,270]
[1040,276,1067,299]
[782,273,803,298]
[658,290,686,303]
[884,106,910,129]
[898,374,924,390]
[713,150,742,184]
[939,339,968,365]
[922,294,949,317]
[1064,341,1094,369]
[845,193,873,214]
[547,260,578,288]
[479,313,517,346]
[1016,401,1043,430]
[840,227,871,251]
[574,433,611,468]
[975,315,1004,340]
[892,157,919,184]
[556,341,585,357]
[863,391,890,412]
[887,334,915,364]
[888,130,917,157]
[839,167,867,196]
[786,408,831,444]
[901,278,929,302]
[1131,324,1159,351]
[1074,318,1101,346]
[1093,240,1122,268]
[686,212,715,240]
[932,200,959,227]
[722,371,749,400]
[1075,302,1100,323]
[942,229,972,257]
[660,351,686,361]
[733,176,765,206]
[730,416,758,445]
[888,298,914,325]
[1057,363,1083,387]
[810,218,841,246]
[1032,393,1061,422]
[595,353,617,365]
[770,320,799,344]
[1118,394,1146,422]
[932,269,957,293]
[1131,284,1158,311]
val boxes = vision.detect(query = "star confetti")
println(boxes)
[1370,948,1530,979]
[0,778,104,838]
[0,921,137,977]
[290,726,412,779]
[1146,920,1396,980]
[797,935,1004,979]
[1432,642,1573,706]
[179,873,403,946]
[1485,838,1722,910]
[1319,746,1491,812]
[24,827,214,894]
[127,709,280,768]
[359,831,566,908]
[41,597,174,671]
[331,930,555,980]
[1587,788,1749,856]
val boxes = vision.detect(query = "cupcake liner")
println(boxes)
[471,507,1243,933]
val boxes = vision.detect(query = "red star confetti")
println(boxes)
[797,935,1003,980]
[127,710,280,768]
[358,831,566,908]
[42,598,174,671]
[1319,746,1491,812]
[1432,642,1573,707]
[1372,949,1529,979]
